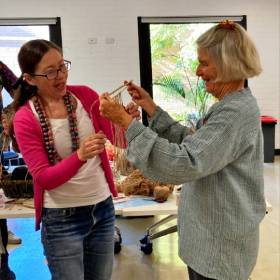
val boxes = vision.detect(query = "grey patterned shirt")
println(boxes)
[125,87,266,280]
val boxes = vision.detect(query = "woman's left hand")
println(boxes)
[77,131,107,161]
[99,93,133,130]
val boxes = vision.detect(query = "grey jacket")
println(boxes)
[125,87,266,280]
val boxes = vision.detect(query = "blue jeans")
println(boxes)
[41,196,115,280]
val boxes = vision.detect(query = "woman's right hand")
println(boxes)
[77,131,107,162]
[125,81,157,118]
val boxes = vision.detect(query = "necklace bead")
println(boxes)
[33,92,80,164]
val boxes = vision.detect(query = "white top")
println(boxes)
[29,97,110,208]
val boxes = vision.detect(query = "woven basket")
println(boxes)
[0,174,34,198]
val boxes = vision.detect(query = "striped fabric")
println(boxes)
[125,87,266,280]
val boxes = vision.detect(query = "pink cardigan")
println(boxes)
[13,85,120,230]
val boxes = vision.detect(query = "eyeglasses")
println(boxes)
[30,60,71,80]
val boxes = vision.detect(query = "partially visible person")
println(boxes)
[100,20,266,280]
[12,39,139,280]
[0,105,22,246]
[0,61,17,115]
[1,104,20,154]
[0,115,18,280]
[0,220,16,280]
[0,63,21,280]
[0,64,22,246]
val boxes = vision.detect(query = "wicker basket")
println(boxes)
[0,173,34,198]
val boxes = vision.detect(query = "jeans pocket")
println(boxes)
[43,208,73,225]
[42,208,77,243]
[97,196,115,220]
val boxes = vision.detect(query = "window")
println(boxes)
[0,17,62,107]
[138,16,246,126]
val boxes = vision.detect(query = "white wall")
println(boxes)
[1,0,279,148]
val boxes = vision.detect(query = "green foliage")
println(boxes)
[154,75,209,122]
[153,76,186,98]
[150,23,215,126]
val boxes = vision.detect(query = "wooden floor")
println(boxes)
[6,156,280,279]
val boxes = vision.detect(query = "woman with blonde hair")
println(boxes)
[100,20,266,280]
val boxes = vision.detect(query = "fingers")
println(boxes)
[125,81,139,95]
[127,87,141,99]
[99,94,114,118]
[100,82,144,122]
[125,101,138,111]
[78,131,107,161]
[124,80,133,86]
[125,102,141,120]
[86,131,106,147]
[131,91,141,101]
[100,92,111,101]
[125,82,150,103]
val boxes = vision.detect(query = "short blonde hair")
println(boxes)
[196,21,262,82]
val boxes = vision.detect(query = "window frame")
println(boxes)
[0,17,62,48]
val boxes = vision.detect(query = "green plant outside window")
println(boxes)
[150,23,216,128]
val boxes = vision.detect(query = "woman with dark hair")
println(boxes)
[12,39,139,280]
[100,21,266,280]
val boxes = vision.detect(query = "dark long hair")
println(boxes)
[13,39,62,111]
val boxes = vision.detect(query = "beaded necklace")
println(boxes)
[33,92,80,165]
